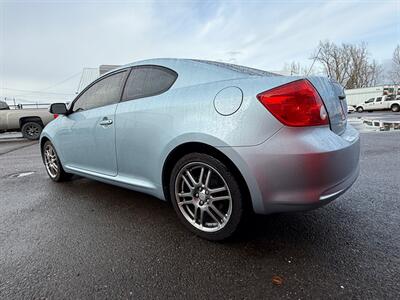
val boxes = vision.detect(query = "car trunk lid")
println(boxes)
[308,76,347,135]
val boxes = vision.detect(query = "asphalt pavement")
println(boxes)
[0,129,399,299]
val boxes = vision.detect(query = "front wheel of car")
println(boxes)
[169,153,244,241]
[357,107,364,113]
[42,141,71,182]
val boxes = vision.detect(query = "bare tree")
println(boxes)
[367,60,383,86]
[283,61,317,76]
[311,41,382,89]
[283,62,300,75]
[389,45,400,84]
[311,41,350,85]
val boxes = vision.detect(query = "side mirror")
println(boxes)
[49,103,68,115]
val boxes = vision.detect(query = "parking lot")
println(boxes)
[0,124,399,299]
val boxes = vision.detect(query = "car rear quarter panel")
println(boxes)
[220,125,360,214]
[114,75,300,198]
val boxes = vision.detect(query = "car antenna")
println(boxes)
[307,47,321,77]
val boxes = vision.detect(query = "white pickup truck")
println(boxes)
[0,101,55,140]
[356,95,400,113]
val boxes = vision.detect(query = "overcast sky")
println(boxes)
[0,0,399,103]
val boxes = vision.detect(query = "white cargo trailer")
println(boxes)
[345,86,384,106]
[345,85,400,106]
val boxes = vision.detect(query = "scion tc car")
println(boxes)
[41,59,360,240]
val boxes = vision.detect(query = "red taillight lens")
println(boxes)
[53,114,59,119]
[256,79,329,127]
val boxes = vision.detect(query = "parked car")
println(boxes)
[348,105,356,113]
[40,59,360,240]
[356,95,400,112]
[0,101,55,140]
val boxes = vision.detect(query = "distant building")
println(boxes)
[76,65,121,93]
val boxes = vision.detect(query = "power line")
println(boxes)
[1,70,82,98]
[0,87,75,96]
[36,71,82,93]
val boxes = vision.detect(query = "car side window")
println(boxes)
[73,71,127,112]
[385,95,394,101]
[375,97,382,102]
[366,98,374,103]
[122,65,177,101]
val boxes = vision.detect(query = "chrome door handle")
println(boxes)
[99,119,113,126]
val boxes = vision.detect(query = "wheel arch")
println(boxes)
[161,142,253,212]
[390,103,400,109]
[19,116,44,128]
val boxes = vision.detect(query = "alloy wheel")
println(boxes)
[44,144,59,178]
[174,162,232,232]
[26,124,40,138]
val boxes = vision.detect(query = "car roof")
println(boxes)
[109,58,279,89]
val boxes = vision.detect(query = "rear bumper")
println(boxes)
[219,124,360,214]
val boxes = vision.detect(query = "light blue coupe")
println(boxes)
[41,59,360,240]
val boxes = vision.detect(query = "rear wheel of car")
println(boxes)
[169,153,244,241]
[391,104,400,112]
[357,107,364,113]
[21,121,43,140]
[42,141,71,182]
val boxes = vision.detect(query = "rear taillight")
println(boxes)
[256,79,329,127]
[53,114,59,119]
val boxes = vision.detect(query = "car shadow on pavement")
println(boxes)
[53,175,354,257]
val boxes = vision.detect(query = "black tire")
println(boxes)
[21,121,43,140]
[391,104,400,112]
[357,107,364,113]
[169,152,244,241]
[42,141,71,182]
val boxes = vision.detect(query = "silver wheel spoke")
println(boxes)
[193,206,199,221]
[204,169,211,187]
[209,186,227,194]
[210,195,231,202]
[178,192,192,198]
[178,199,194,206]
[182,175,193,190]
[206,208,221,225]
[185,170,197,186]
[209,204,225,221]
[199,209,204,227]
[198,167,204,185]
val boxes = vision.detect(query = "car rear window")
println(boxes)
[122,65,177,101]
